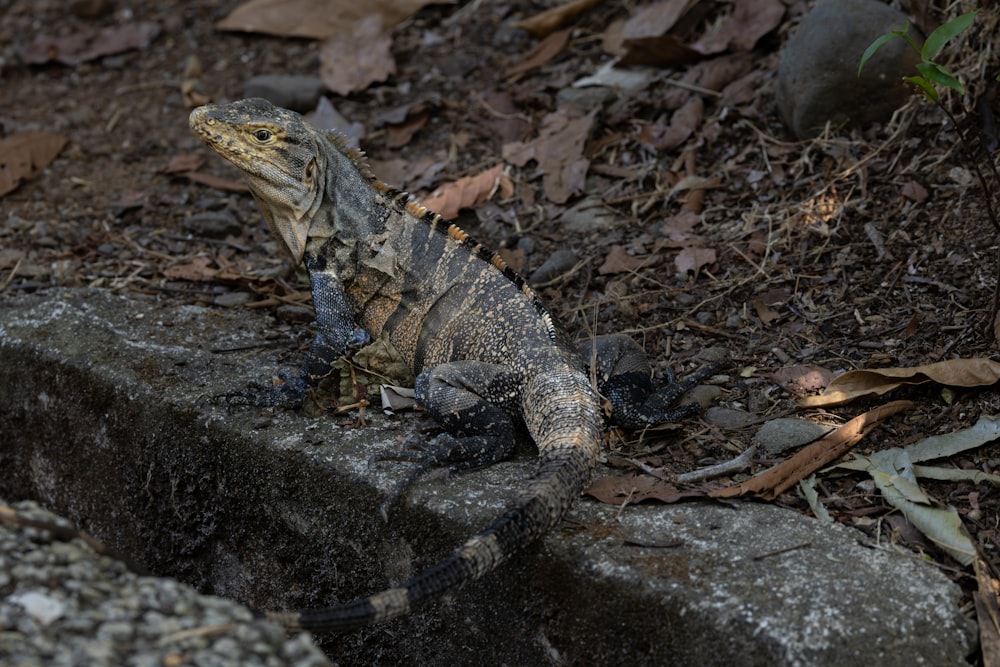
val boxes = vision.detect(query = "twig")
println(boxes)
[677,444,758,484]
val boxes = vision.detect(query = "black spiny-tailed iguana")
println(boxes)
[189,97,720,633]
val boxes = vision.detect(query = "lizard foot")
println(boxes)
[612,356,729,429]
[221,372,310,409]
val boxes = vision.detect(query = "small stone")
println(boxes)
[529,249,580,284]
[753,417,833,455]
[776,0,922,139]
[213,292,253,308]
[559,197,620,234]
[704,406,755,430]
[184,211,242,239]
[244,75,325,113]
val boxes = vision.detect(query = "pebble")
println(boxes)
[183,211,242,239]
[776,0,922,139]
[0,499,331,667]
[243,75,325,113]
[529,249,580,284]
[753,417,833,455]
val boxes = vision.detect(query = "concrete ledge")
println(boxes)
[0,289,977,665]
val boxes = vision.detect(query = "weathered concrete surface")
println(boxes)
[0,288,977,666]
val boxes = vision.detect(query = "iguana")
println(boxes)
[189,97,721,633]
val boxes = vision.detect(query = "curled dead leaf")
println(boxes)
[513,0,606,38]
[584,472,705,505]
[320,14,395,95]
[421,164,509,220]
[0,132,68,197]
[798,358,1000,408]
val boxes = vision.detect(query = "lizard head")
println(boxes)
[189,98,322,264]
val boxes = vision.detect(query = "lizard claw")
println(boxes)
[223,372,310,409]
[371,432,514,520]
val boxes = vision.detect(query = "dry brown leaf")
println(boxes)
[615,0,704,66]
[217,0,434,39]
[751,295,780,324]
[421,164,508,220]
[505,29,570,78]
[639,95,705,151]
[0,132,68,197]
[20,22,160,66]
[319,14,395,95]
[711,401,913,500]
[694,0,784,54]
[584,472,704,505]
[768,365,834,394]
[622,0,695,40]
[674,246,715,275]
[184,171,250,193]
[974,558,1000,667]
[163,256,217,282]
[472,91,532,146]
[502,108,595,204]
[798,358,1000,408]
[514,0,606,38]
[385,111,430,149]
[161,154,205,174]
[599,245,654,275]
[620,34,703,67]
[901,180,929,203]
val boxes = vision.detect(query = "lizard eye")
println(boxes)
[252,128,273,143]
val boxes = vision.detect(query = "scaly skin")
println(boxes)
[189,98,711,632]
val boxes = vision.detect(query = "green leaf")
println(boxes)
[859,29,903,76]
[916,62,966,95]
[922,10,979,60]
[904,75,939,103]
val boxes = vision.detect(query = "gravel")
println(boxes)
[0,499,331,667]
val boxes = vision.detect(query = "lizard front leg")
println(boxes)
[229,268,368,408]
[581,334,724,429]
[373,360,523,515]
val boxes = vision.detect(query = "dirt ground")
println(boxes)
[3,0,1000,657]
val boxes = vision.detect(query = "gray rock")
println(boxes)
[243,75,325,113]
[0,288,978,666]
[776,0,922,139]
[183,211,242,239]
[528,249,580,284]
[754,417,834,455]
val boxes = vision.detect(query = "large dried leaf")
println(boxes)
[502,108,595,204]
[319,14,395,95]
[217,0,435,39]
[598,245,654,275]
[0,132,68,197]
[799,358,1000,408]
[673,246,715,275]
[20,22,160,66]
[505,29,570,78]
[421,164,510,220]
[693,0,785,54]
[514,0,607,38]
[584,472,704,505]
[616,0,704,66]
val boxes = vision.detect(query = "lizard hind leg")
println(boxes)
[581,334,725,430]
[372,361,523,519]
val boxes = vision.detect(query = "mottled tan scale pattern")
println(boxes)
[189,98,606,633]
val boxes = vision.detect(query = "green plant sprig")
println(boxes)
[858,10,985,103]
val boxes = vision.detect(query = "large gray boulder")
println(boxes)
[777,0,923,138]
